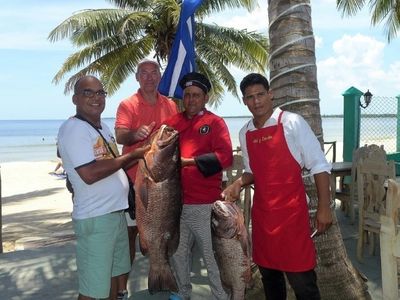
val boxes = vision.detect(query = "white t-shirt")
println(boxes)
[239,108,331,175]
[58,117,128,220]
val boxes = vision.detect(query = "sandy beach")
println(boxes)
[1,161,73,252]
[0,141,344,253]
[0,150,385,299]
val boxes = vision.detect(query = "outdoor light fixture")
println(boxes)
[360,89,373,108]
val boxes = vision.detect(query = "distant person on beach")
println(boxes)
[49,146,65,177]
[57,75,149,300]
[165,72,233,300]
[221,73,332,300]
[114,58,178,297]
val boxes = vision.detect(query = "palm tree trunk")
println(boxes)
[267,1,370,299]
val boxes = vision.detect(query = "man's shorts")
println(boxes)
[73,210,130,299]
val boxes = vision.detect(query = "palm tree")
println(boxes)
[268,1,370,299]
[337,0,400,42]
[48,0,268,106]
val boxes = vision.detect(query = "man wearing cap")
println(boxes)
[114,59,178,299]
[165,72,233,300]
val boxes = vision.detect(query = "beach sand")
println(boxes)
[0,153,384,299]
[0,142,343,253]
[1,161,73,252]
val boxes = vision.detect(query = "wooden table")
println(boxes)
[330,161,354,221]
[331,162,352,179]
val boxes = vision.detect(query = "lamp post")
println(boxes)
[360,89,373,108]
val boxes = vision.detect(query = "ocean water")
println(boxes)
[0,116,363,163]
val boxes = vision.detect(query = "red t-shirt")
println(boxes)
[115,89,178,180]
[165,110,233,204]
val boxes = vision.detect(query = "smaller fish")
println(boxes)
[211,200,253,300]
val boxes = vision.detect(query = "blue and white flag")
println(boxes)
[158,0,204,99]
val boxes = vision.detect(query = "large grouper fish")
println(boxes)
[135,124,182,294]
[211,200,253,300]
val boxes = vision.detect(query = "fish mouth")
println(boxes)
[213,200,233,218]
[212,200,241,238]
[142,124,179,182]
[156,124,179,148]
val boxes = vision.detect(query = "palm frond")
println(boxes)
[197,23,268,72]
[198,0,258,16]
[106,0,150,10]
[336,0,366,17]
[370,0,400,42]
[48,9,130,43]
[49,0,269,98]
[53,36,154,89]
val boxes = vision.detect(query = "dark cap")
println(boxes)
[179,72,211,94]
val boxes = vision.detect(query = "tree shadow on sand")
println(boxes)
[2,187,66,204]
[0,242,78,300]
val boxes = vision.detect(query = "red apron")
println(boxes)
[246,111,316,272]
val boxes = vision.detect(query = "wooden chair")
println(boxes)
[342,144,388,224]
[380,179,400,300]
[225,153,245,185]
[356,156,395,262]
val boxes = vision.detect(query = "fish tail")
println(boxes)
[232,289,245,300]
[148,264,178,294]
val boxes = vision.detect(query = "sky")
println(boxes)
[1,0,400,120]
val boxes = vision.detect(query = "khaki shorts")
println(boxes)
[73,211,130,298]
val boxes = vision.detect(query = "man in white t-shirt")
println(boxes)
[58,75,149,300]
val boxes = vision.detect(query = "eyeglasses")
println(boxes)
[77,89,108,98]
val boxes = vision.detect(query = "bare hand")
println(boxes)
[221,181,242,202]
[133,145,151,158]
[314,205,333,234]
[134,122,156,141]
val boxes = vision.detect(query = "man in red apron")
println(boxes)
[222,73,332,300]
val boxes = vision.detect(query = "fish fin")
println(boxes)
[139,178,150,210]
[231,289,245,300]
[148,263,178,294]
[139,241,148,256]
[244,267,254,289]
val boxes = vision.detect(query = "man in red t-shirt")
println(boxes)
[114,59,178,299]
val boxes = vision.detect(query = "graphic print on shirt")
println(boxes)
[93,136,114,160]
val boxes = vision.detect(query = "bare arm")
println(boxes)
[221,172,254,202]
[115,121,156,146]
[314,171,333,233]
[76,145,150,184]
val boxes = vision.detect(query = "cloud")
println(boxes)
[318,34,383,96]
[317,33,400,114]
[205,2,268,33]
